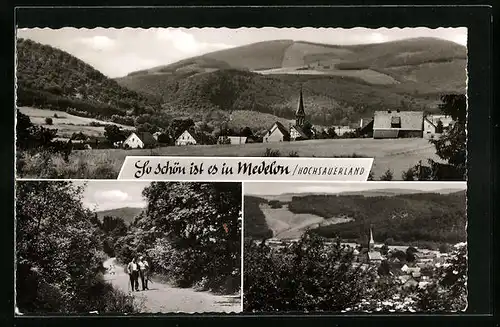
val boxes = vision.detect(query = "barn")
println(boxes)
[373,110,424,139]
[264,122,290,143]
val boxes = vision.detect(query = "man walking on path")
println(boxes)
[137,256,149,291]
[127,257,139,291]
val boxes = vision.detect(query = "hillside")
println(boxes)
[96,207,144,225]
[16,38,162,120]
[117,37,466,127]
[244,191,466,244]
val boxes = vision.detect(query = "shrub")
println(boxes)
[380,169,394,181]
[45,117,53,125]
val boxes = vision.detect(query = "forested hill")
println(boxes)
[16,38,162,119]
[96,207,144,225]
[116,37,467,126]
[244,191,466,244]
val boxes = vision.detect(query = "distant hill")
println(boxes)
[16,38,161,120]
[96,207,144,225]
[117,37,466,127]
[244,190,466,244]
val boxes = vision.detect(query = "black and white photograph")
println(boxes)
[243,181,467,312]
[15,27,466,181]
[15,180,242,314]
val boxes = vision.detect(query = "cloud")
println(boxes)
[155,28,231,55]
[78,35,116,51]
[95,190,129,202]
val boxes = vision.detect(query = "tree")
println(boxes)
[157,133,171,145]
[302,121,314,138]
[15,181,135,313]
[326,127,337,138]
[241,126,254,138]
[435,120,444,134]
[244,233,375,312]
[380,169,394,181]
[416,243,467,311]
[104,124,126,143]
[132,182,242,293]
[377,260,391,276]
[45,117,53,125]
[16,110,34,149]
[429,94,466,179]
[406,246,418,262]
[380,244,389,255]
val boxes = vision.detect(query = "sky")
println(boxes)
[16,27,467,78]
[77,181,150,211]
[245,181,467,196]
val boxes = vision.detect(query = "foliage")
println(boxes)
[45,117,53,125]
[415,243,467,311]
[115,182,242,294]
[244,234,375,312]
[16,181,136,313]
[243,196,274,240]
[104,125,128,144]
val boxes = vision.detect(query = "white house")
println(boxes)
[123,132,157,149]
[217,136,248,145]
[175,130,197,146]
[264,122,290,143]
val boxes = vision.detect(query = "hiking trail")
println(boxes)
[103,258,241,313]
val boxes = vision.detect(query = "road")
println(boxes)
[103,258,241,313]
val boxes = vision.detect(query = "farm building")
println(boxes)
[423,114,455,139]
[123,132,157,149]
[217,136,248,145]
[175,130,198,146]
[373,110,424,139]
[264,121,290,143]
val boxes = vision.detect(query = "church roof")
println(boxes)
[295,87,306,117]
[368,251,383,261]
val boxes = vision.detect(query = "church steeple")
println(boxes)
[369,226,375,251]
[295,86,306,127]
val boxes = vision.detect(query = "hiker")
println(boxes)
[137,256,150,290]
[127,257,139,291]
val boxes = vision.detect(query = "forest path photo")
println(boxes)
[103,257,241,313]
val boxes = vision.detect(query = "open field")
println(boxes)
[255,66,399,85]
[49,138,441,179]
[18,107,135,138]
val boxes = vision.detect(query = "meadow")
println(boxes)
[17,138,441,179]
[18,107,134,138]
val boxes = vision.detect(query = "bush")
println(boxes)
[45,117,53,125]
[380,169,394,181]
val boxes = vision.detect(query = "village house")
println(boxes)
[264,121,290,143]
[373,110,424,139]
[175,129,198,146]
[359,117,374,137]
[123,132,157,149]
[423,114,455,139]
[152,131,162,141]
[217,135,248,145]
[264,87,309,143]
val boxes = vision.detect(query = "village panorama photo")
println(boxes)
[15,27,467,180]
[243,181,467,313]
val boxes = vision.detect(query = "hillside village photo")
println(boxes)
[15,27,467,180]
[15,180,242,314]
[243,181,467,312]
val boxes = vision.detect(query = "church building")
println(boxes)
[265,87,309,143]
[366,226,383,263]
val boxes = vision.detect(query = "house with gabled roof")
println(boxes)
[373,110,424,139]
[123,132,157,149]
[175,129,198,146]
[264,121,290,143]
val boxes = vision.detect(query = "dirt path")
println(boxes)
[102,258,241,313]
